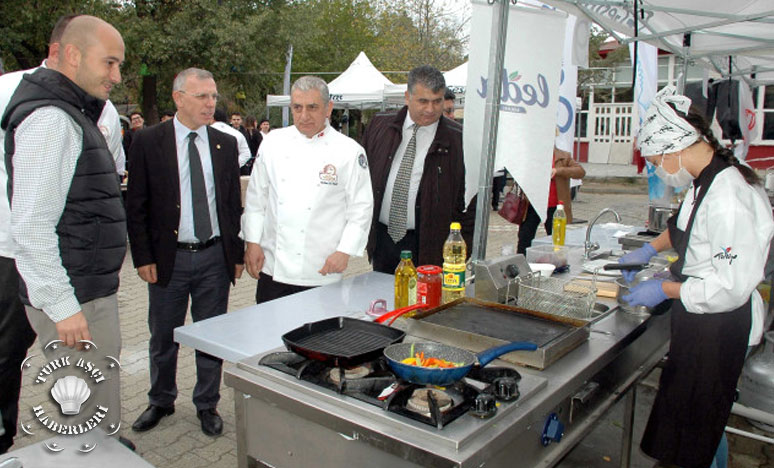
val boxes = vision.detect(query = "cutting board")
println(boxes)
[568,279,618,298]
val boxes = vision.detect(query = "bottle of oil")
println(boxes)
[394,250,417,309]
[552,202,567,246]
[442,222,467,304]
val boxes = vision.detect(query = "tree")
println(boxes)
[0,0,117,71]
[371,0,467,77]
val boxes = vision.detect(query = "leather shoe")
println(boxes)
[131,405,175,432]
[197,408,223,436]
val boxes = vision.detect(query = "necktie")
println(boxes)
[387,124,419,243]
[188,132,212,242]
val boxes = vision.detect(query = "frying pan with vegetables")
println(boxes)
[384,341,538,386]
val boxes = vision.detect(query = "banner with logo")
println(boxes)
[735,79,758,161]
[464,1,566,222]
[629,42,666,202]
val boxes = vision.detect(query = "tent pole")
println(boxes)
[471,0,511,264]
[677,33,691,93]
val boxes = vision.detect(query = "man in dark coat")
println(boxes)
[126,67,244,437]
[361,65,473,272]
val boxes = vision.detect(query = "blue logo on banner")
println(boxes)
[556,68,574,133]
[476,69,551,114]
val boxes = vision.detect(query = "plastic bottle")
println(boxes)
[442,222,467,304]
[394,250,417,308]
[552,202,567,246]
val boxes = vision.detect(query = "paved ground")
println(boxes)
[8,164,773,467]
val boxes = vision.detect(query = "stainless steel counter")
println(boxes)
[225,306,669,467]
[174,272,394,363]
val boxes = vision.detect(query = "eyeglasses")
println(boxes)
[179,90,220,101]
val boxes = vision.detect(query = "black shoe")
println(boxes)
[131,405,175,432]
[197,408,223,436]
[118,436,136,451]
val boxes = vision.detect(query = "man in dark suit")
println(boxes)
[126,67,244,437]
[361,65,473,272]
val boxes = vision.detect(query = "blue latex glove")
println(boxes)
[618,244,657,282]
[622,279,668,308]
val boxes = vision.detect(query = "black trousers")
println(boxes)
[517,205,557,254]
[147,243,229,411]
[0,256,36,454]
[371,222,419,274]
[256,273,314,304]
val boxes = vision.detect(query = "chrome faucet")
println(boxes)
[584,208,621,259]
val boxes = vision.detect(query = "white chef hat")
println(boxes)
[637,85,700,157]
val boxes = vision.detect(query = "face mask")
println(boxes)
[655,153,693,187]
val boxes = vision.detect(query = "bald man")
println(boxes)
[1,15,129,444]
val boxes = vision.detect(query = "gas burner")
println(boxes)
[406,388,453,416]
[470,393,497,418]
[493,377,520,402]
[328,365,371,384]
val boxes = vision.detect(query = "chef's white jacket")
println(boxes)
[676,167,774,345]
[241,123,373,286]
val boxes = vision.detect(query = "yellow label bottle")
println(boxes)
[394,250,417,308]
[552,203,567,246]
[442,222,467,304]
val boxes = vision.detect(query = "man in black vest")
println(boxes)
[2,15,128,443]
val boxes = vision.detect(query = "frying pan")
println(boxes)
[282,317,406,367]
[384,341,538,386]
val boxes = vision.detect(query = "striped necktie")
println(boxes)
[387,124,419,243]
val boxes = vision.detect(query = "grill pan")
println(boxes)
[282,317,406,367]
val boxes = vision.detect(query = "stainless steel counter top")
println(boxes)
[174,272,395,363]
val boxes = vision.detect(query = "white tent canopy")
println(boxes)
[543,0,774,87]
[267,51,394,109]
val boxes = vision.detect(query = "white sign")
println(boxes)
[464,1,566,222]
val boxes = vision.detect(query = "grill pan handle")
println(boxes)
[374,304,428,325]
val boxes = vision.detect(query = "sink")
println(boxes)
[588,302,615,323]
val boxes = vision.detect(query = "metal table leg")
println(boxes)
[620,386,636,468]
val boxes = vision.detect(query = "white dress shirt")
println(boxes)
[0,62,124,259]
[676,167,774,345]
[211,121,252,167]
[173,116,221,243]
[241,123,373,286]
[378,114,439,228]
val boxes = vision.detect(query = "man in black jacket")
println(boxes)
[127,68,244,437]
[361,65,473,272]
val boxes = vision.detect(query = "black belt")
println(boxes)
[176,236,220,252]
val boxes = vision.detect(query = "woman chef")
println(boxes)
[619,86,774,468]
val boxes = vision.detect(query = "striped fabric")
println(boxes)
[387,124,419,242]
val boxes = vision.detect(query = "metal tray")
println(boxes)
[397,297,590,370]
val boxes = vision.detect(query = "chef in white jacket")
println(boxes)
[618,86,774,468]
[241,76,373,303]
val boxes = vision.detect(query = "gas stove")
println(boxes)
[258,351,534,429]
[225,309,670,468]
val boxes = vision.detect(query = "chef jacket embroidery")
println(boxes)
[713,246,738,265]
[319,164,338,185]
